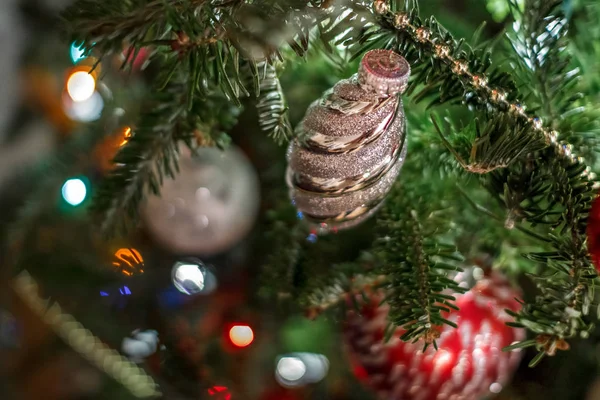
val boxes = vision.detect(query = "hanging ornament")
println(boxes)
[344,272,525,400]
[143,145,260,255]
[286,49,410,231]
[171,259,217,296]
[587,193,600,272]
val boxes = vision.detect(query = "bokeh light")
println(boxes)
[61,178,87,206]
[207,386,231,399]
[119,126,132,146]
[70,42,87,64]
[276,357,307,382]
[113,248,144,276]
[275,353,329,387]
[67,71,96,102]
[64,90,104,122]
[228,325,254,348]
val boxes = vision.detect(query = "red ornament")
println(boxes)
[587,194,600,272]
[344,272,525,400]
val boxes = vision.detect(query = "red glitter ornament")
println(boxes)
[587,194,600,272]
[344,272,525,400]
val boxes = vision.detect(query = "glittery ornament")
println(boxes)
[287,49,410,230]
[143,145,260,255]
[344,272,524,400]
[587,193,600,272]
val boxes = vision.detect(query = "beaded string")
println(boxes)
[373,0,595,181]
[13,271,160,398]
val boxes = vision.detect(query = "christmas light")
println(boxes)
[119,127,132,146]
[276,356,306,383]
[61,178,87,206]
[67,70,96,102]
[64,91,104,122]
[70,42,87,64]
[113,248,144,276]
[228,325,254,348]
[275,353,329,388]
[207,386,231,399]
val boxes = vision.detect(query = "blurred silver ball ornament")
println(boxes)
[287,49,411,231]
[172,259,217,295]
[143,145,260,255]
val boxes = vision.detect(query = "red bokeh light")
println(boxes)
[208,386,231,400]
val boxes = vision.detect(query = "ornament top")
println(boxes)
[358,49,410,96]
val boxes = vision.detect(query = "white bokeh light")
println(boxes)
[61,178,87,206]
[67,71,96,102]
[276,357,307,383]
[64,91,104,122]
[171,260,219,296]
[275,353,329,388]
[489,382,503,393]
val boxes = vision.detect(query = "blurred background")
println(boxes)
[2,0,600,399]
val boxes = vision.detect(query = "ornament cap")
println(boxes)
[358,49,410,96]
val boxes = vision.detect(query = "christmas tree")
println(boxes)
[2,0,600,399]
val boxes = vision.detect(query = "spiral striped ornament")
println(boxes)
[287,50,410,231]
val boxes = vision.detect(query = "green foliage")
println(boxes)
[255,63,293,144]
[90,83,240,235]
[53,0,600,366]
[374,184,467,345]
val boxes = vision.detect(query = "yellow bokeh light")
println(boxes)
[119,127,132,147]
[228,325,254,348]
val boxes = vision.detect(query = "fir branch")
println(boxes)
[90,84,239,235]
[255,63,292,144]
[366,0,597,355]
[374,184,466,345]
[259,202,306,300]
[370,2,592,179]
[486,0,597,356]
[304,271,387,320]
[433,112,546,174]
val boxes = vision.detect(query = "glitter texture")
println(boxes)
[287,50,410,230]
[289,142,407,218]
[303,97,398,138]
[290,108,404,180]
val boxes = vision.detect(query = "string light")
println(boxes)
[275,353,329,387]
[61,178,88,206]
[63,90,104,122]
[113,248,144,276]
[207,386,231,400]
[120,127,132,146]
[67,71,96,102]
[228,325,254,348]
[70,42,87,64]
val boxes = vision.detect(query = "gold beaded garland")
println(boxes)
[434,44,450,58]
[382,7,587,177]
[373,0,389,15]
[394,13,411,28]
[531,117,543,130]
[452,60,468,75]
[415,27,431,42]
[490,89,506,102]
[472,75,488,88]
[509,103,526,116]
